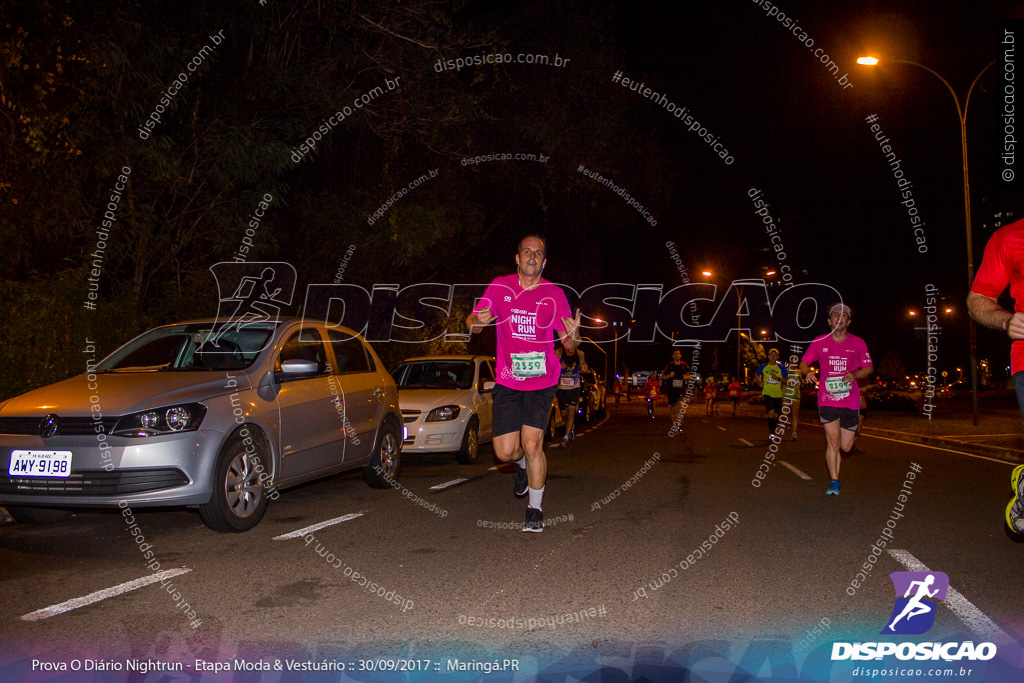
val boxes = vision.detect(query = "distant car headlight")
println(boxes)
[113,403,207,437]
[426,405,461,422]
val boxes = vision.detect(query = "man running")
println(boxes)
[756,348,787,441]
[799,304,873,496]
[555,345,586,445]
[661,348,690,425]
[466,235,581,532]
[727,376,742,416]
[968,215,1024,533]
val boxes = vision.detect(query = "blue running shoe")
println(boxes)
[826,479,840,496]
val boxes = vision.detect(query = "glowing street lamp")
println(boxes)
[858,54,995,425]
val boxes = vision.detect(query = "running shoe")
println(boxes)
[1006,464,1024,533]
[826,479,840,496]
[560,435,568,447]
[523,506,543,533]
[567,428,575,442]
[513,464,528,498]
[791,433,798,441]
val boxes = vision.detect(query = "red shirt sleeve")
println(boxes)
[972,227,1012,299]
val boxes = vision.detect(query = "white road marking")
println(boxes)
[717,426,727,432]
[779,460,812,480]
[430,478,469,490]
[20,567,192,622]
[887,549,1015,648]
[739,438,755,447]
[273,513,364,540]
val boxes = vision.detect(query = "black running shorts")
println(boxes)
[493,383,559,437]
[819,406,860,431]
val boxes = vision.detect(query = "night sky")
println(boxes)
[3,0,1023,386]
[454,0,1024,380]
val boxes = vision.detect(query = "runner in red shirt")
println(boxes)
[727,376,742,416]
[467,235,581,532]
[968,216,1024,534]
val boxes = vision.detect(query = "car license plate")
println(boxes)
[8,450,73,478]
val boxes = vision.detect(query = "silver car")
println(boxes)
[0,318,403,532]
[391,355,495,464]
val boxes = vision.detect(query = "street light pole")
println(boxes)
[858,56,995,425]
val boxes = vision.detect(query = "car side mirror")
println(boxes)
[481,380,496,393]
[276,359,318,381]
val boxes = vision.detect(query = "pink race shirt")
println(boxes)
[971,217,1024,374]
[801,332,872,411]
[473,274,572,391]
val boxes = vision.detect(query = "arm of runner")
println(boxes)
[799,362,817,384]
[466,307,496,333]
[559,308,582,350]
[967,291,1024,339]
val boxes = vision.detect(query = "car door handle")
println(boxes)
[373,386,384,398]
[330,396,342,407]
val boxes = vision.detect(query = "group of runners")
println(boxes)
[466,235,882,532]
[468,227,1024,532]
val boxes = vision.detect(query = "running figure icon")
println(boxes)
[887,574,939,632]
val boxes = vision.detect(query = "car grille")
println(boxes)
[401,410,421,424]
[0,416,119,436]
[0,468,189,496]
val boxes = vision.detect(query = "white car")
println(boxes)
[391,355,495,464]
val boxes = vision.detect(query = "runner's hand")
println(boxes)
[1009,312,1024,340]
[474,307,496,326]
[804,370,817,384]
[561,308,582,340]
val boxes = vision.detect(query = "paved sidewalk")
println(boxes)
[856,399,1024,464]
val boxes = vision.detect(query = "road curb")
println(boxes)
[861,427,1024,464]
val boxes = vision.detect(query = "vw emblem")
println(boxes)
[39,414,60,438]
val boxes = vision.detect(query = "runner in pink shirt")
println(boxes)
[799,303,873,496]
[466,235,581,532]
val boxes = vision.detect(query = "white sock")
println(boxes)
[528,486,544,510]
[516,456,526,469]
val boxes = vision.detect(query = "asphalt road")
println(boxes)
[1,401,1022,680]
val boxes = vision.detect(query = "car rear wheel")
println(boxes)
[6,506,74,524]
[456,417,480,465]
[363,421,401,488]
[199,438,270,532]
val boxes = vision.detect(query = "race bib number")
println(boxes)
[824,376,851,399]
[766,374,779,385]
[511,351,546,379]
[559,375,577,389]
[672,380,683,388]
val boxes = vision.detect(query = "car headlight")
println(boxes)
[426,405,461,422]
[112,403,207,437]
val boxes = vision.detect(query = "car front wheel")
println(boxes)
[363,421,401,488]
[456,417,480,465]
[199,438,270,532]
[545,408,558,442]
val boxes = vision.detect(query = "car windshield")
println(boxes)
[392,361,474,390]
[93,322,280,372]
